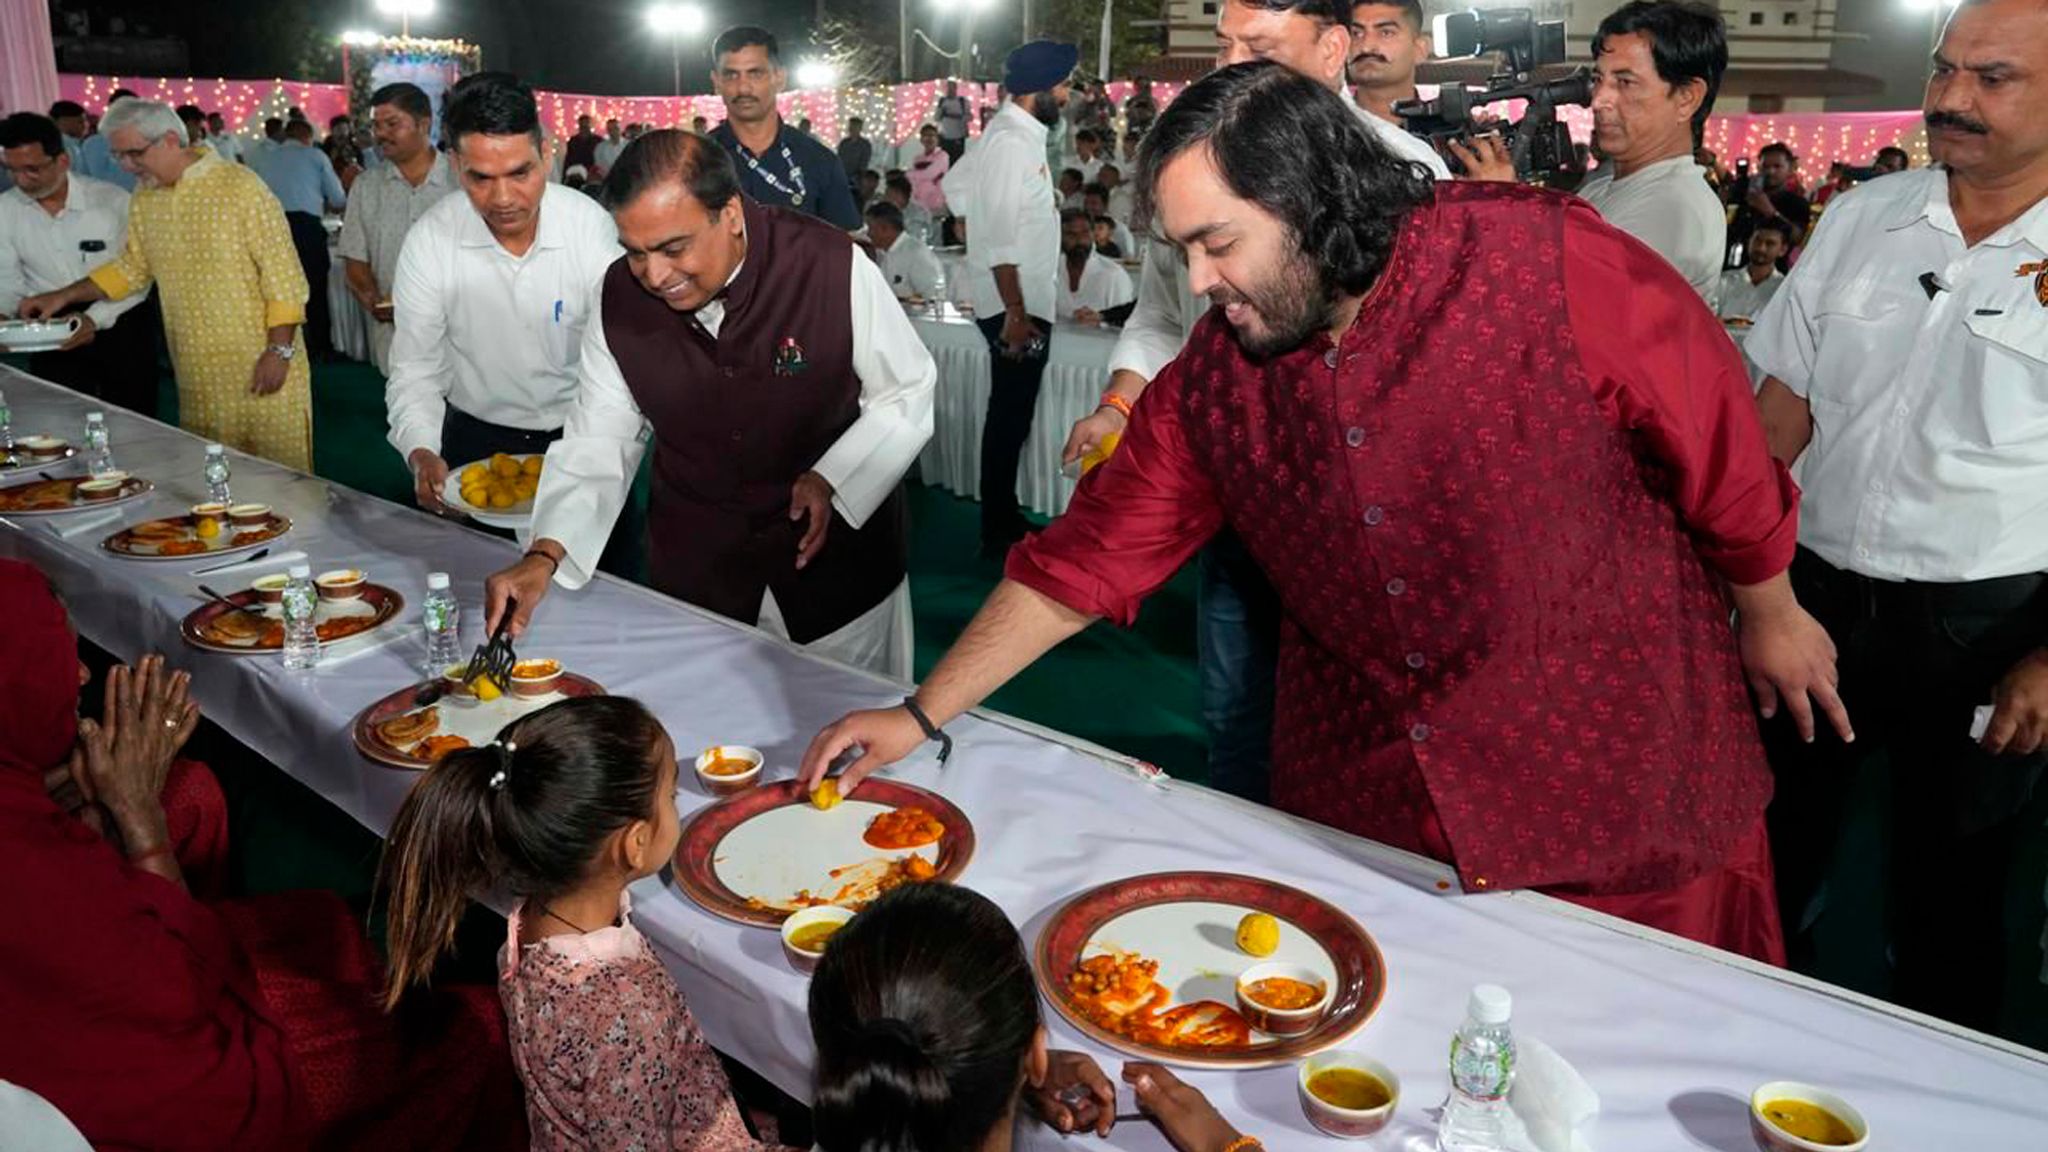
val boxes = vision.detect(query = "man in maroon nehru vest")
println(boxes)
[803,63,1856,961]
[487,132,935,677]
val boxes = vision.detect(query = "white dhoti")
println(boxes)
[757,577,914,682]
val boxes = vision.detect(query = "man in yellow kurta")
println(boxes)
[20,99,314,470]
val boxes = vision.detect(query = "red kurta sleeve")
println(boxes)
[1562,201,1800,586]
[1005,357,1226,625]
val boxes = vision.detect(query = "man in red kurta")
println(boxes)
[802,63,1852,961]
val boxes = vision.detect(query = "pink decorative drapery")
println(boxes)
[1,0,60,117]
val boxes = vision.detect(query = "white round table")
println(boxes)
[909,304,1119,519]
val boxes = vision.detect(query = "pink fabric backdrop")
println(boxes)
[54,72,1928,177]
[57,75,350,136]
[1,0,60,117]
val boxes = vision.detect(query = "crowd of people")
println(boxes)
[2,0,2045,1145]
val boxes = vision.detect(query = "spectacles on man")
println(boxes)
[112,138,164,163]
[0,154,60,180]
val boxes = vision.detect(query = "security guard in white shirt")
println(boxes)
[942,40,1074,556]
[1746,0,2048,1035]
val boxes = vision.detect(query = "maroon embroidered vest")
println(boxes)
[599,199,907,642]
[1177,183,1773,895]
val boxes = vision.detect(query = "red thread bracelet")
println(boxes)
[1099,392,1134,421]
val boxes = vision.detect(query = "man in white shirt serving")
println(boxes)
[384,73,639,571]
[1572,0,1731,308]
[1055,208,1134,324]
[483,132,936,679]
[943,40,1074,557]
[1747,0,2048,1035]
[865,201,944,301]
[0,112,156,416]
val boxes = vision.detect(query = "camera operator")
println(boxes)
[1347,0,1431,120]
[1337,1,1458,178]
[1352,1,1514,180]
[1573,0,1730,307]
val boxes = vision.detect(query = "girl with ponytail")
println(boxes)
[378,695,795,1151]
[809,883,1260,1152]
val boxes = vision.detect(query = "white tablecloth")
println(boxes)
[5,367,2044,1148]
[912,310,1118,519]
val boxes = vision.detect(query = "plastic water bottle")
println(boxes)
[83,411,114,475]
[281,565,321,670]
[0,389,14,455]
[422,572,462,674]
[203,443,233,505]
[1438,984,1517,1151]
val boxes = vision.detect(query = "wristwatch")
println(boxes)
[267,342,296,361]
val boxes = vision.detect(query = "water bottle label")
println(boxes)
[1449,1037,1513,1101]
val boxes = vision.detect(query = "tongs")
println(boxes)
[414,596,517,707]
[461,596,519,691]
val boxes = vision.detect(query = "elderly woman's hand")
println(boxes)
[77,656,199,852]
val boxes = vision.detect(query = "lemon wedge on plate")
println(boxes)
[1236,912,1280,957]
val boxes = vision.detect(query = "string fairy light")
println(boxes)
[56,71,1928,170]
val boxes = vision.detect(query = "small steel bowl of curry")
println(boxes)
[694,744,764,797]
[507,657,564,697]
[780,905,855,974]
[1750,1082,1868,1152]
[1234,961,1331,1037]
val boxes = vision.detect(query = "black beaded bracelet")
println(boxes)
[902,696,953,765]
[524,549,560,574]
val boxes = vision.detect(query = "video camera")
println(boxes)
[1392,8,1594,185]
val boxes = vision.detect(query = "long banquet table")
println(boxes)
[4,366,2044,1148]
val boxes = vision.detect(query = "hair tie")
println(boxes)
[487,739,518,790]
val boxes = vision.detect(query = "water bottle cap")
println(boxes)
[206,443,225,454]
[288,565,311,579]
[1468,984,1512,1025]
[426,572,450,590]
[87,411,104,422]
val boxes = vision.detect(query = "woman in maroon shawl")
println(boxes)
[0,560,524,1150]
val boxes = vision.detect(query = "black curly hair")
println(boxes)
[1133,60,1432,300]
